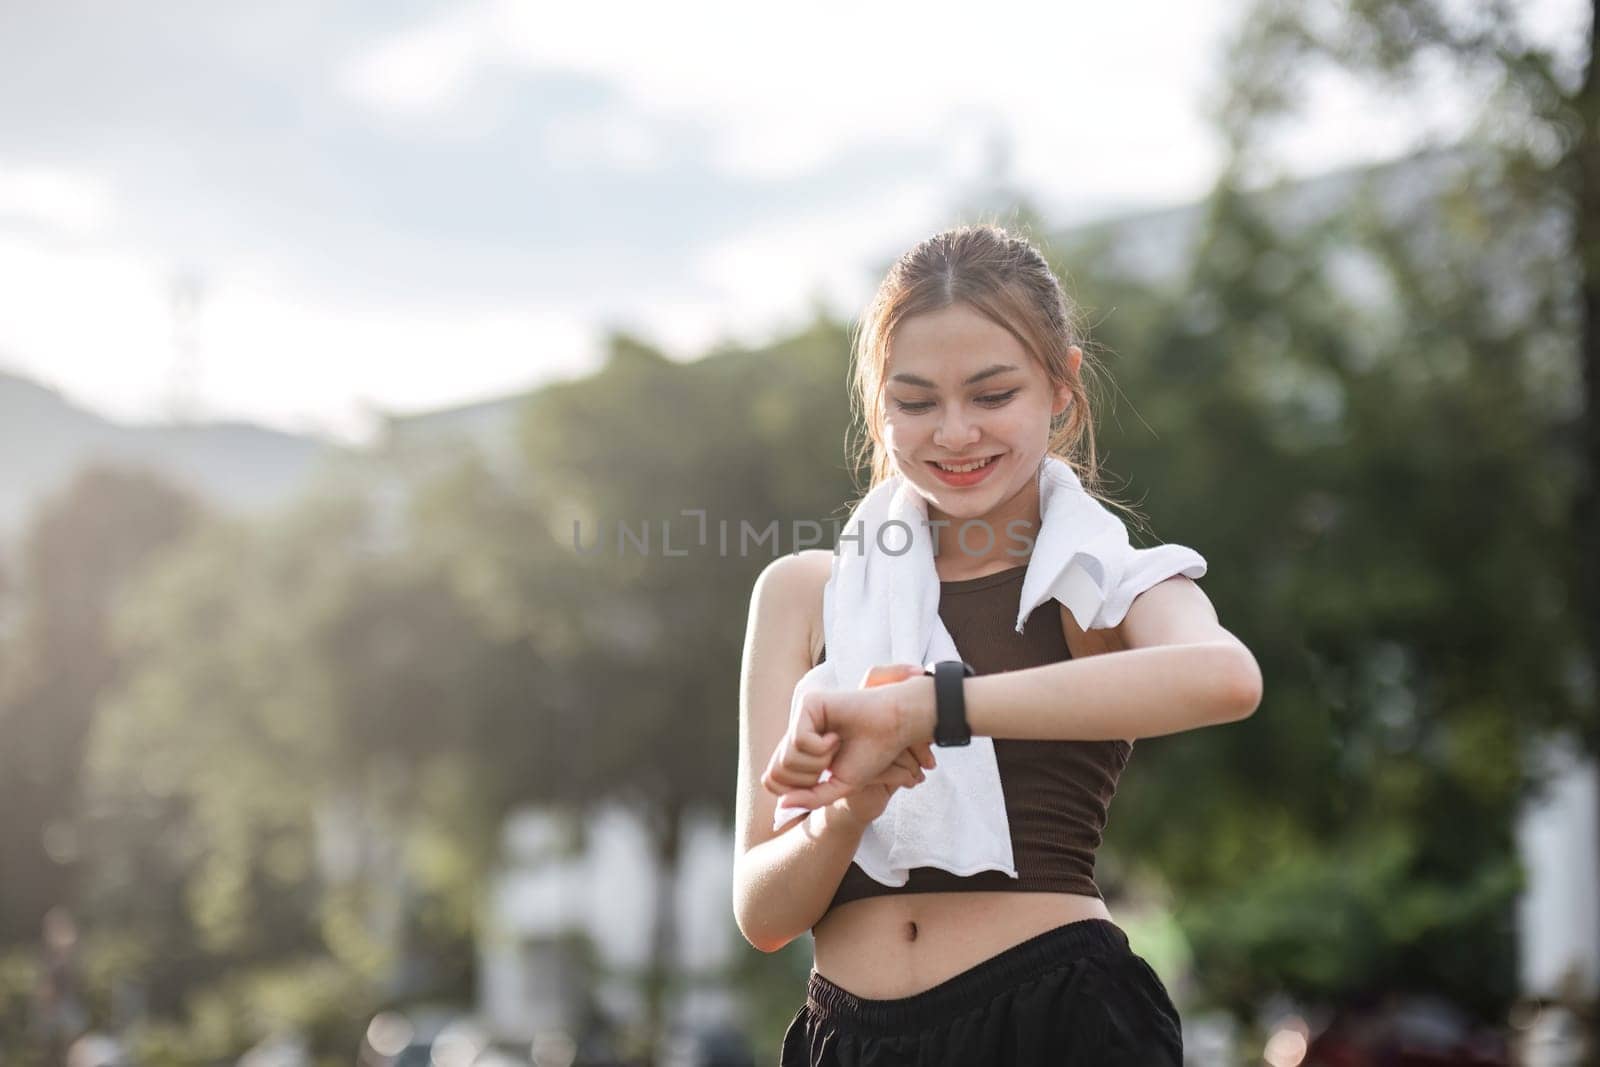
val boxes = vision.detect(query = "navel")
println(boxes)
[905,920,919,942]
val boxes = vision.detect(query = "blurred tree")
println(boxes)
[1031,0,1592,1023]
[422,322,858,1057]
[1072,178,1567,1015]
[0,463,201,948]
[80,498,368,1021]
[1218,0,1594,735]
[77,486,546,1055]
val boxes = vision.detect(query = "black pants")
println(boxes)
[779,918,1183,1066]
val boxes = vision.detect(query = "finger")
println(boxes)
[800,692,830,735]
[875,766,920,794]
[776,745,834,775]
[860,663,924,689]
[910,742,937,771]
[764,762,825,790]
[766,771,819,794]
[868,754,923,789]
[761,747,805,784]
[762,753,827,791]
[892,751,925,781]
[794,730,839,757]
[781,778,854,810]
[871,752,914,779]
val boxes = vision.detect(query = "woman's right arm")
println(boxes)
[732,552,883,953]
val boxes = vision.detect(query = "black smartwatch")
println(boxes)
[924,660,977,747]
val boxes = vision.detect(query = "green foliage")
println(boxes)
[120,957,377,1067]
[1082,0,1591,1029]
[728,937,815,1059]
[0,949,44,1065]
[1071,163,1577,1020]
[69,489,510,1051]
[0,464,202,944]
[1178,827,1521,1018]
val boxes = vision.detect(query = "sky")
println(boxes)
[0,0,1586,445]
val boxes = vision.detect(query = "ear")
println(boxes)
[1052,379,1074,417]
[1052,346,1083,418]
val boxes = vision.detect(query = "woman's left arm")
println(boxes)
[937,575,1262,745]
[766,576,1262,809]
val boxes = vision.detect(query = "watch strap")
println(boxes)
[925,660,976,747]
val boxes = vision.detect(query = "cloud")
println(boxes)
[541,106,673,173]
[676,175,952,349]
[340,0,1231,194]
[5,0,1582,441]
[0,166,115,234]
[336,8,495,122]
[0,229,598,443]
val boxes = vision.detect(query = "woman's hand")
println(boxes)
[761,663,937,814]
[831,744,928,828]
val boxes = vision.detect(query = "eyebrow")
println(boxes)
[888,363,1020,389]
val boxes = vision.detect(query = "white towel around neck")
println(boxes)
[770,455,1207,888]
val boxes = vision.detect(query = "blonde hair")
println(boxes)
[846,222,1132,519]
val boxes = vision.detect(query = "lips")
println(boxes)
[926,453,1002,487]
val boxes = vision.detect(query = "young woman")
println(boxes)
[733,224,1262,1065]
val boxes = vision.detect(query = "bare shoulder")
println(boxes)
[1111,575,1231,650]
[751,549,831,604]
[752,550,831,665]
[1058,575,1232,655]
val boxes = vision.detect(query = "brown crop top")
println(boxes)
[814,565,1133,921]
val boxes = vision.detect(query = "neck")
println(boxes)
[928,475,1043,581]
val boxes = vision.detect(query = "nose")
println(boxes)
[933,405,981,451]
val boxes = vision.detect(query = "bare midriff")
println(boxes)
[810,890,1114,1000]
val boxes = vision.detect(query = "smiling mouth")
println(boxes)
[929,456,1001,473]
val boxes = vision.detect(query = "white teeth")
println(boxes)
[935,456,997,473]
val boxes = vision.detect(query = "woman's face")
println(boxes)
[881,302,1077,524]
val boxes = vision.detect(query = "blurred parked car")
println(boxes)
[1306,994,1510,1066]
[659,1022,754,1067]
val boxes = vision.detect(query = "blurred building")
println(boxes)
[1516,734,1600,1002]
[478,804,740,1044]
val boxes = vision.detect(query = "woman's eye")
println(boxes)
[893,388,1018,415]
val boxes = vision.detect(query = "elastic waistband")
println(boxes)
[805,917,1129,1033]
